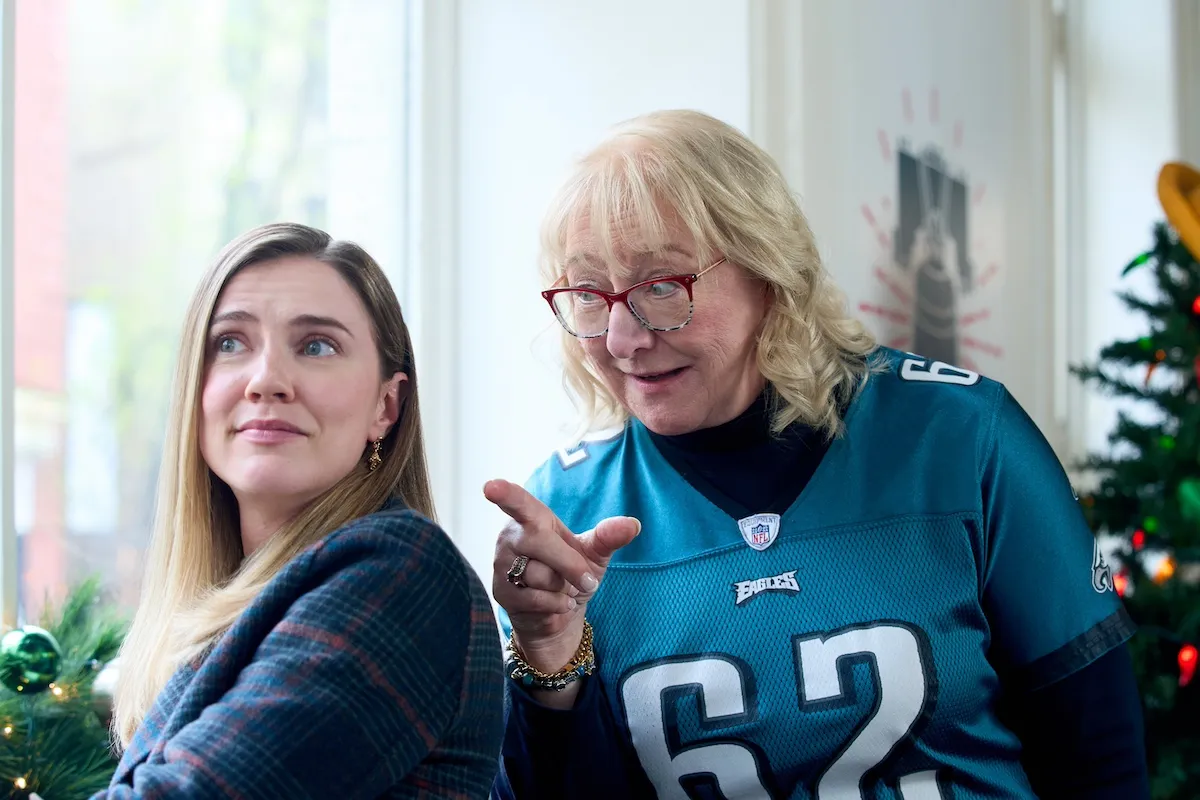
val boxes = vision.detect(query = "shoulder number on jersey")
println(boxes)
[898,355,980,387]
[555,427,623,470]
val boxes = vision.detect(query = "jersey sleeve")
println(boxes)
[980,388,1135,690]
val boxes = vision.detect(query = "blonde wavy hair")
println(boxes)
[540,109,881,437]
[112,222,436,748]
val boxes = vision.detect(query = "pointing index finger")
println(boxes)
[484,479,584,552]
[486,479,600,594]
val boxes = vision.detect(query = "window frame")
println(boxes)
[401,0,461,536]
[0,0,15,628]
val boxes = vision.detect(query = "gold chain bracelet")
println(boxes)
[506,621,596,691]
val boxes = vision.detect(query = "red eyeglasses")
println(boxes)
[542,257,727,338]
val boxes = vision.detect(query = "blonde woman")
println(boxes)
[97,223,503,798]
[488,111,1146,798]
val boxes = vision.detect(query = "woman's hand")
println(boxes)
[487,480,639,675]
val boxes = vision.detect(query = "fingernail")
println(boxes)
[566,597,577,610]
[567,585,580,597]
[580,573,599,592]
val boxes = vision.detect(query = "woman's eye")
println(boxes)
[216,337,244,354]
[303,339,338,357]
[647,281,681,298]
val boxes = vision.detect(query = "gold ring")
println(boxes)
[506,555,530,588]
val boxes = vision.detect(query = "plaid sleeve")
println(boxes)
[97,509,504,799]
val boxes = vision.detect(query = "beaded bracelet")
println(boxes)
[506,621,596,691]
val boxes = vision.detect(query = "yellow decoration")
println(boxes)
[1158,161,1200,262]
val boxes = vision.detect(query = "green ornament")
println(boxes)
[0,625,62,694]
[1145,516,1160,534]
[1181,479,1200,522]
[1161,435,1177,450]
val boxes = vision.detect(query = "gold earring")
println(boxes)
[367,440,383,472]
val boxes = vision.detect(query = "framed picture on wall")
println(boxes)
[751,0,1058,442]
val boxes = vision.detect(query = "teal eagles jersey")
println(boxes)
[515,349,1133,799]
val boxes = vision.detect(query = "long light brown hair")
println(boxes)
[539,109,881,437]
[112,222,436,747]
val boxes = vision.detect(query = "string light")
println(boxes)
[14,777,26,790]
[1192,295,1200,315]
[1179,644,1198,687]
[1133,530,1146,550]
[1155,555,1178,584]
[1114,571,1130,597]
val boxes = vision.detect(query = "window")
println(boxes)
[1052,0,1179,464]
[9,0,415,621]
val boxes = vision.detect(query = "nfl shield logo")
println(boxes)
[737,513,781,552]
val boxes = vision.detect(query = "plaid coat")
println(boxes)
[93,504,504,799]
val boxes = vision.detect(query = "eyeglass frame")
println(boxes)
[541,257,728,339]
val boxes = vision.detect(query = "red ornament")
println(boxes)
[1179,644,1198,687]
[1132,530,1146,550]
[1192,296,1200,315]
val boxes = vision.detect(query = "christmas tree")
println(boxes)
[1072,161,1200,797]
[0,578,126,800]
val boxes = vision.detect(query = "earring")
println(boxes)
[367,439,383,472]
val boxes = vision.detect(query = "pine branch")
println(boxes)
[1070,365,1158,403]
[1109,412,1163,449]
[1116,290,1174,320]
[1096,339,1162,365]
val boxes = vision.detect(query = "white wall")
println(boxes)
[450,0,751,581]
